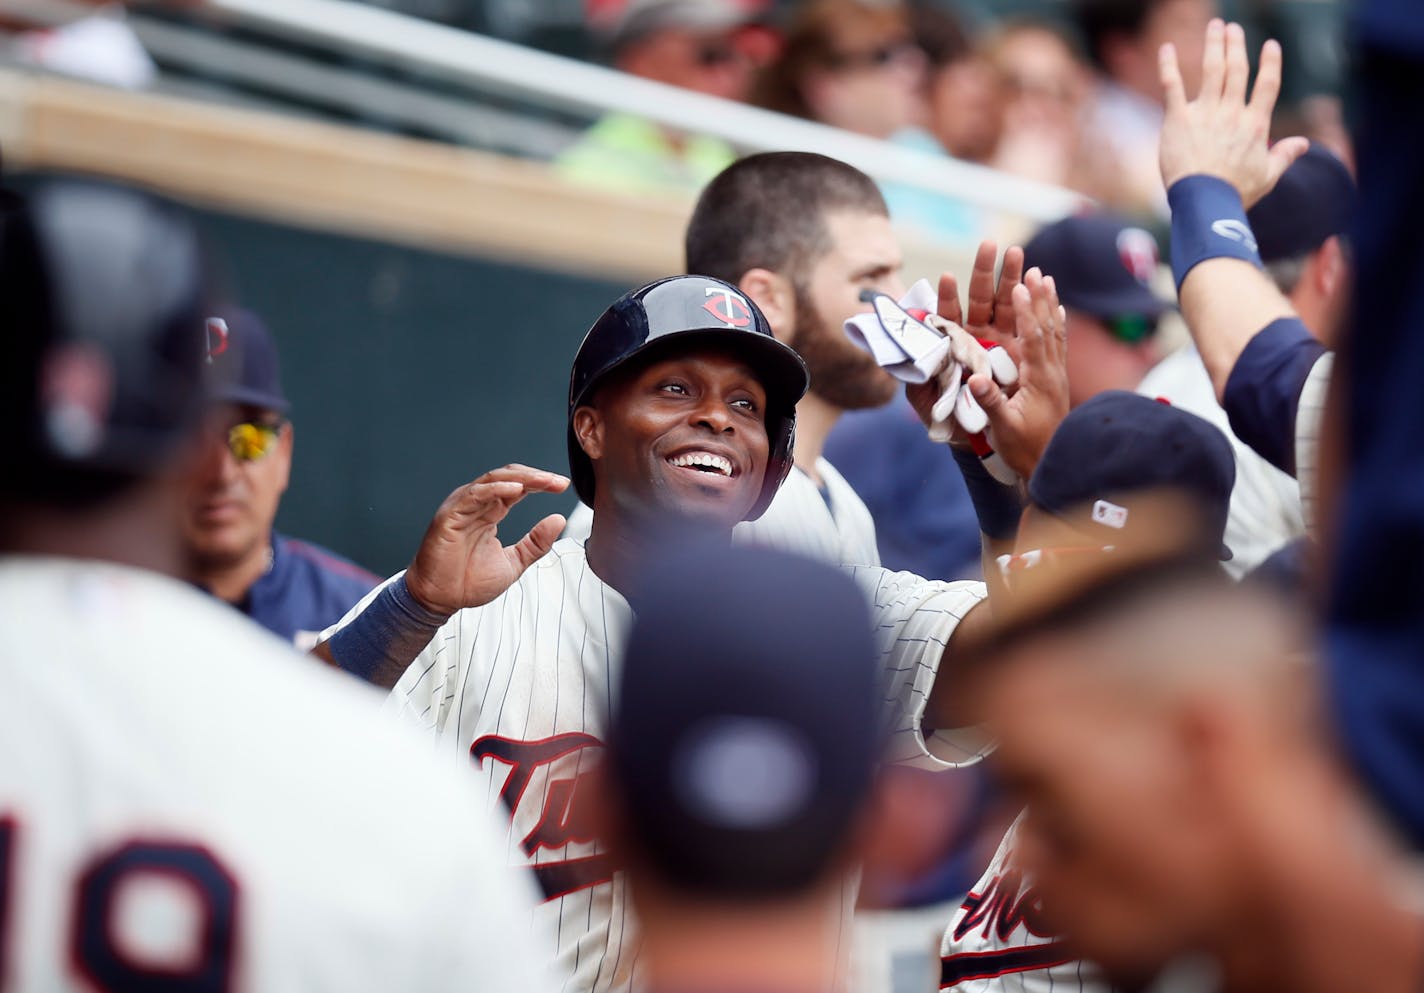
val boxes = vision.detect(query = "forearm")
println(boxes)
[1180,259,1297,400]
[950,447,1023,603]
[1169,175,1298,401]
[315,575,450,690]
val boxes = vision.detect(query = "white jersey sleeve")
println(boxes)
[0,557,554,993]
[940,814,1110,993]
[844,567,990,768]
[1138,347,1305,575]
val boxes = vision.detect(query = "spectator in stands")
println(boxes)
[555,0,763,196]
[753,0,975,240]
[982,19,1121,201]
[913,3,1001,167]
[1022,213,1168,408]
[184,310,379,651]
[1076,0,1218,216]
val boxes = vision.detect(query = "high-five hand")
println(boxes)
[1158,19,1309,207]
[404,465,569,616]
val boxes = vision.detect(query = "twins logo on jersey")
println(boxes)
[471,732,614,901]
[941,858,1073,988]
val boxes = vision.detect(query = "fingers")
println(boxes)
[474,464,570,493]
[1223,21,1249,106]
[937,272,963,326]
[994,245,1026,336]
[1012,274,1046,368]
[964,240,1000,329]
[1199,18,1226,104]
[506,513,566,574]
[1261,136,1311,204]
[1248,38,1285,119]
[1159,42,1186,112]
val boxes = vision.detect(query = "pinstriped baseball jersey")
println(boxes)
[1294,352,1333,535]
[940,814,1110,993]
[0,557,551,993]
[335,538,988,993]
[563,457,881,568]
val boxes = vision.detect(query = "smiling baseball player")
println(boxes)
[316,270,1070,993]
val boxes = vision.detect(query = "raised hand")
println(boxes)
[936,240,1026,351]
[963,268,1071,480]
[1158,19,1309,207]
[404,465,569,616]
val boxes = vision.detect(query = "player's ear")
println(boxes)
[739,269,797,346]
[275,421,294,492]
[572,405,605,460]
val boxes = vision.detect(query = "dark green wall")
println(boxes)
[195,210,630,577]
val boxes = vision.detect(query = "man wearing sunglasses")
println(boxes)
[1021,212,1169,411]
[184,309,379,650]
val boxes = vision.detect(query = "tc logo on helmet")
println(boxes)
[703,287,753,329]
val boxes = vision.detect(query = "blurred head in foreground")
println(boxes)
[0,173,211,564]
[604,541,885,988]
[964,544,1418,991]
[1007,391,1236,580]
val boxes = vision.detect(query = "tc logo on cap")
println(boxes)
[1116,228,1159,285]
[703,287,753,329]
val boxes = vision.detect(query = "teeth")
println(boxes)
[668,452,733,476]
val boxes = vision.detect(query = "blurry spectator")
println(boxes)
[185,310,379,651]
[1273,95,1355,174]
[754,0,923,140]
[1138,145,1354,576]
[753,0,977,241]
[603,541,932,993]
[981,20,1120,200]
[555,0,763,196]
[1022,214,1169,407]
[913,2,1001,165]
[1076,0,1218,215]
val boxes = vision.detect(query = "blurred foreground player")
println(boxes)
[0,176,550,992]
[939,392,1235,993]
[603,542,886,993]
[185,309,379,650]
[964,554,1424,993]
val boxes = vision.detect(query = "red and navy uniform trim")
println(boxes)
[940,943,1075,987]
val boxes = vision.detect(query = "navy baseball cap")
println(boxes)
[204,308,289,414]
[1023,213,1170,321]
[1247,144,1355,263]
[610,540,882,899]
[1028,392,1236,560]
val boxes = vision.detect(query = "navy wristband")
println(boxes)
[951,447,1024,542]
[1168,175,1263,290]
[327,575,449,682]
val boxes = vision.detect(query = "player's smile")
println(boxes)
[578,348,770,524]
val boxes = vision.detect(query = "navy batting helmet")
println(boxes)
[567,275,808,521]
[0,175,212,503]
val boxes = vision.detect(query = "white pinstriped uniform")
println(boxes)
[1294,352,1334,535]
[331,539,988,993]
[1138,346,1305,577]
[0,557,550,993]
[562,457,882,568]
[940,815,1110,993]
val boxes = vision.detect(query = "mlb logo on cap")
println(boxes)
[1092,499,1130,530]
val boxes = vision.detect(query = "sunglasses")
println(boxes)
[1106,313,1159,345]
[223,420,284,463]
[695,42,743,67]
[825,40,920,72]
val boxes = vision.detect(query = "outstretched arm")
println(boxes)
[313,464,568,688]
[1158,19,1309,402]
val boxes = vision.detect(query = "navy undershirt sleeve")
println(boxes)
[1221,317,1327,476]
